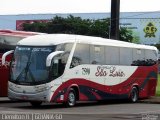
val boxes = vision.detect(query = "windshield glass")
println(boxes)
[10,46,56,85]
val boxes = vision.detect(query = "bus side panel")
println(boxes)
[112,65,158,99]
[50,64,158,102]
[138,65,158,98]
[0,54,12,97]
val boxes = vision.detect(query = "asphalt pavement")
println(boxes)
[0,96,160,103]
[0,97,160,120]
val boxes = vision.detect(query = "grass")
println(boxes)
[156,74,160,96]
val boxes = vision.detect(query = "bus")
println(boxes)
[2,34,158,107]
[0,30,44,96]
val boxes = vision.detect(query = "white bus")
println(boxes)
[2,34,158,107]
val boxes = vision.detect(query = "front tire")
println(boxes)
[65,88,76,107]
[130,87,138,103]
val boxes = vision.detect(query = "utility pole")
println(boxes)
[110,0,120,40]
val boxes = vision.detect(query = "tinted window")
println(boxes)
[61,43,73,64]
[90,45,105,64]
[120,48,133,65]
[49,43,73,79]
[105,46,119,65]
[132,49,146,66]
[144,50,157,66]
[70,44,90,68]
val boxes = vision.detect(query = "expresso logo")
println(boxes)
[143,22,157,38]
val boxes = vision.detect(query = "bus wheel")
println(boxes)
[130,87,138,103]
[66,88,76,107]
[30,101,42,107]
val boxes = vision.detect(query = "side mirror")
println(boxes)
[46,51,64,67]
[2,50,14,65]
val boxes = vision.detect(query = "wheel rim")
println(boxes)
[131,89,137,102]
[68,92,75,106]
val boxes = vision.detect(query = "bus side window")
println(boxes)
[90,45,105,65]
[144,50,157,66]
[132,49,145,66]
[105,46,119,65]
[120,47,133,66]
[70,44,90,68]
[50,54,65,79]
[62,43,73,68]
[70,56,82,68]
[49,56,59,79]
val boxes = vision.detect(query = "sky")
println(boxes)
[0,0,160,15]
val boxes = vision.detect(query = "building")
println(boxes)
[1,12,160,45]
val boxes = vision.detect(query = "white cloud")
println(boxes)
[120,0,160,12]
[0,0,160,15]
[0,0,110,14]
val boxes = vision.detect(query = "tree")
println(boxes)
[23,15,133,42]
[119,27,133,42]
[23,22,48,33]
[89,19,110,38]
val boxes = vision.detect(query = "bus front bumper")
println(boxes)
[8,88,51,102]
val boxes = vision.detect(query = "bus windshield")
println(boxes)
[10,46,56,85]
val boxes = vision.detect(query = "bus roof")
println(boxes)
[0,29,45,50]
[17,34,158,51]
[0,29,44,37]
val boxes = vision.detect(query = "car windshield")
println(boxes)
[10,46,56,85]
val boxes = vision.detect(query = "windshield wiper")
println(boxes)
[15,61,31,83]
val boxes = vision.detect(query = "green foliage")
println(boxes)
[156,74,160,96]
[89,19,110,38]
[23,15,133,42]
[23,22,48,33]
[119,27,134,42]
[132,36,140,44]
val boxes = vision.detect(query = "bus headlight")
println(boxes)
[35,86,53,93]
